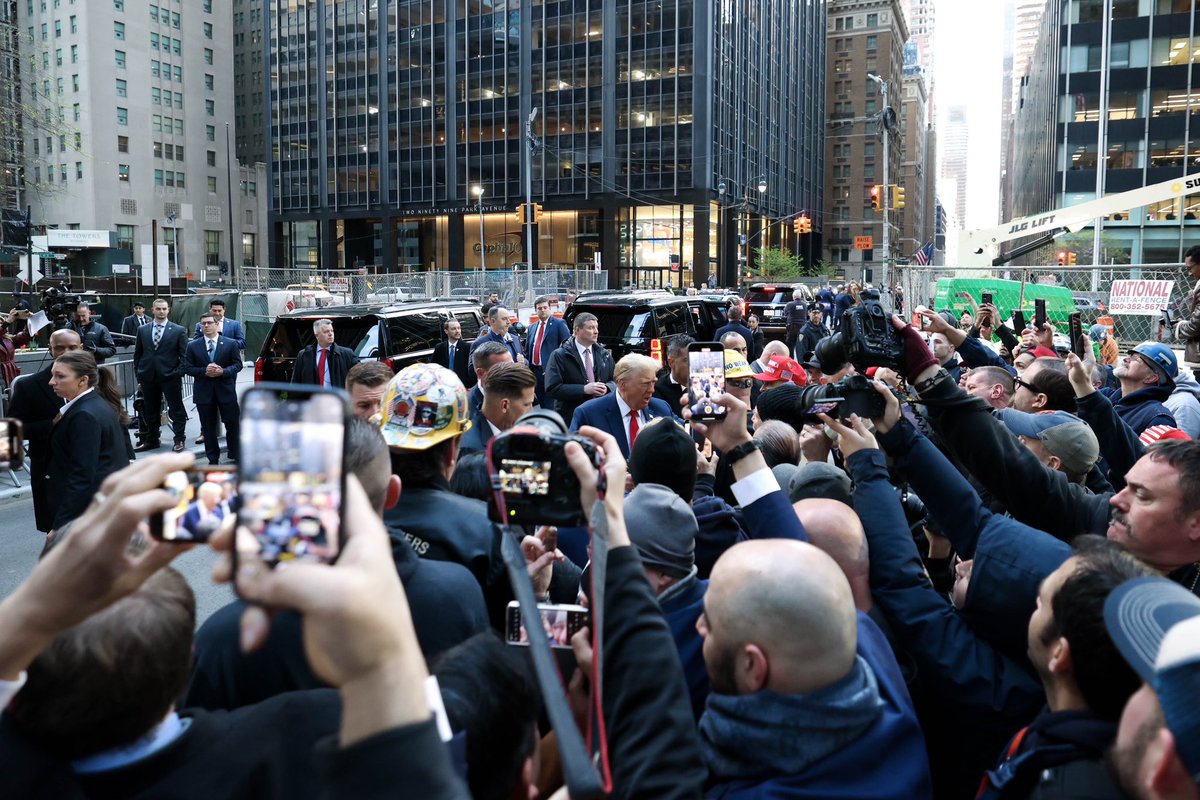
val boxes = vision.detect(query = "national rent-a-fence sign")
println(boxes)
[1108,279,1175,315]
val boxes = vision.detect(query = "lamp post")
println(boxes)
[867,72,890,297]
[166,211,179,277]
[472,184,486,270]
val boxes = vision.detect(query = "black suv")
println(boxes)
[254,300,484,383]
[744,282,809,340]
[562,290,730,362]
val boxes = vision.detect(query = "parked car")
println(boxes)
[743,282,810,339]
[562,291,728,363]
[254,300,484,383]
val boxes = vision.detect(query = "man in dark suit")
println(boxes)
[467,341,512,419]
[714,306,754,351]
[469,305,525,363]
[458,362,536,457]
[120,302,149,336]
[544,312,616,424]
[133,298,190,452]
[7,328,80,532]
[179,481,227,540]
[67,302,116,363]
[431,317,474,387]
[290,318,359,388]
[525,295,571,406]
[192,298,246,351]
[185,313,242,464]
[654,334,692,413]
[570,353,676,458]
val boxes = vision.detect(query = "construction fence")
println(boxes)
[897,263,1196,351]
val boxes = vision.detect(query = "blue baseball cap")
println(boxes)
[1104,577,1200,786]
[997,409,1081,438]
[1131,342,1179,385]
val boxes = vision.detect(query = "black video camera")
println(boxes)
[814,289,904,374]
[792,374,888,426]
[39,283,83,324]
[487,409,601,527]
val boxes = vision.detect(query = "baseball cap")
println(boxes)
[1104,577,1200,785]
[752,353,808,386]
[724,348,754,380]
[1132,342,1179,385]
[998,409,1100,475]
[788,461,853,506]
[623,483,698,578]
[1140,425,1192,446]
[376,363,471,450]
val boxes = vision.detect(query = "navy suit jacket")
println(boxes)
[569,394,676,458]
[457,411,495,456]
[470,329,524,362]
[184,336,243,405]
[193,318,246,351]
[525,316,570,367]
[180,502,227,537]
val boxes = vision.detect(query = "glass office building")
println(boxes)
[1010,0,1200,263]
[267,0,826,287]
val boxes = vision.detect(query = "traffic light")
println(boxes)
[1056,250,1067,266]
[516,204,527,224]
[870,185,883,212]
[531,203,543,224]
[800,214,812,234]
[891,185,906,210]
[1068,252,1077,265]
[793,215,812,235]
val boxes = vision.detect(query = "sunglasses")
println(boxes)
[727,378,754,389]
[1012,375,1039,393]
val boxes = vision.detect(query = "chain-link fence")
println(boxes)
[898,263,1195,350]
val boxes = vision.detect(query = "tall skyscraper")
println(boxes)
[0,0,23,212]
[940,104,968,227]
[266,0,827,287]
[233,0,265,166]
[17,0,261,277]
[899,0,936,119]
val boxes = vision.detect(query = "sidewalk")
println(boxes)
[0,366,257,505]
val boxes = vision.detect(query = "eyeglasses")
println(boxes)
[727,378,754,389]
[1012,375,1038,393]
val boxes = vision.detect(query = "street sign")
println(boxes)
[38,252,66,260]
[854,236,874,250]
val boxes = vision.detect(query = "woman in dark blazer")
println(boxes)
[46,351,134,530]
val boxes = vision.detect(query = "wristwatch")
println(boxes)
[724,439,762,467]
[914,368,949,395]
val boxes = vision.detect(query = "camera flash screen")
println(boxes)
[499,459,552,496]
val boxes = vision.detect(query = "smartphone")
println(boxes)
[981,292,994,307]
[1013,310,1028,333]
[1034,299,1047,330]
[702,437,713,459]
[1068,312,1086,359]
[151,466,237,543]
[0,418,23,471]
[687,342,727,420]
[234,384,349,587]
[505,601,589,650]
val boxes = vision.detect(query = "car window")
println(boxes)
[574,308,651,340]
[745,289,791,304]
[454,311,483,340]
[263,317,379,359]
[654,303,691,336]
[387,312,444,354]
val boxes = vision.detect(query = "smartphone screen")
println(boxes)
[688,343,726,420]
[505,601,589,649]
[235,386,347,579]
[981,292,994,306]
[0,419,22,471]
[152,466,237,542]
[1069,312,1085,358]
[1034,299,1047,330]
[1013,310,1027,333]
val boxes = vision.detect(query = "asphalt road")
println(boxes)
[0,491,235,627]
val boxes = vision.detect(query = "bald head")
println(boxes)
[49,328,83,358]
[793,499,871,612]
[703,539,857,695]
[720,332,748,354]
[760,340,789,362]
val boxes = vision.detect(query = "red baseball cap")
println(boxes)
[751,353,808,386]
[1139,425,1192,446]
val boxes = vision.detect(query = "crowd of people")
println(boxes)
[3,270,1200,800]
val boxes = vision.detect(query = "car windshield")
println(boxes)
[746,288,792,304]
[574,308,652,340]
[263,317,381,359]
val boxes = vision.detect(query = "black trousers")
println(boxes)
[530,364,546,406]
[141,378,189,443]
[197,398,240,464]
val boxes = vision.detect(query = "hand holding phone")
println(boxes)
[981,292,994,306]
[151,466,237,543]
[506,602,589,649]
[688,342,727,420]
[1034,299,1047,331]
[1012,310,1027,333]
[1068,312,1086,359]
[0,418,23,471]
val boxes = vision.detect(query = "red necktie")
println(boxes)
[628,409,639,446]
[533,321,546,366]
[317,347,328,387]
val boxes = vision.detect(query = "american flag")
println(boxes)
[913,242,933,266]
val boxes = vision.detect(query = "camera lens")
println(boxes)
[514,409,568,436]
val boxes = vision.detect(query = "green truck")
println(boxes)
[931,278,1077,332]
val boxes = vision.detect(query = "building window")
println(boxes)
[150,3,158,23]
[203,22,212,39]
[207,176,217,192]
[164,143,173,160]
[75,161,82,179]
[206,125,215,141]
[74,132,81,149]
[116,107,128,125]
[117,163,130,181]
[175,145,183,161]
[71,73,79,91]
[207,149,216,166]
[172,64,181,81]
[242,233,255,266]
[204,230,221,265]
[113,21,125,40]
[171,11,180,28]
[203,0,212,11]
[205,99,214,116]
[117,135,128,152]
[55,48,62,65]
[165,170,174,187]
[866,35,877,50]
[174,118,183,134]
[54,19,60,37]
[115,49,126,68]
[204,48,213,65]
[115,78,127,97]
[155,168,164,186]
[72,102,79,120]
[175,172,185,188]
[113,0,123,9]
[151,59,159,77]
[116,225,135,251]
[247,181,256,196]
[153,141,163,158]
[71,44,77,62]
[60,164,67,182]
[867,12,878,26]
[205,73,214,90]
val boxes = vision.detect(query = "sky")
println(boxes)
[932,0,1007,230]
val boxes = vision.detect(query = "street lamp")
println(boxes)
[755,176,767,194]
[166,211,179,277]
[471,184,486,270]
[866,71,891,298]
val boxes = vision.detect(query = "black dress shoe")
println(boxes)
[195,434,205,444]
[133,441,161,452]
[172,442,186,453]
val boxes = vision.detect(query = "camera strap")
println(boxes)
[501,528,608,800]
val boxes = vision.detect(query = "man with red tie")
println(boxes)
[291,318,359,388]
[525,295,570,406]
[568,353,676,458]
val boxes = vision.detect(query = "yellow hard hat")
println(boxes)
[724,348,754,380]
[376,363,471,450]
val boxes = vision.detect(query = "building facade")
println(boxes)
[824,0,908,282]
[16,0,263,279]
[899,71,930,261]
[233,0,266,165]
[1008,0,1200,264]
[266,0,826,288]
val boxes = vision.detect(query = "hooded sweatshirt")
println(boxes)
[1100,384,1176,435]
[1165,368,1200,438]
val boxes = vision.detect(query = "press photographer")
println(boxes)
[66,301,116,364]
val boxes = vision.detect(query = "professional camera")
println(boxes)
[39,283,83,326]
[791,373,888,426]
[487,409,601,527]
[899,486,929,534]
[814,289,904,374]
